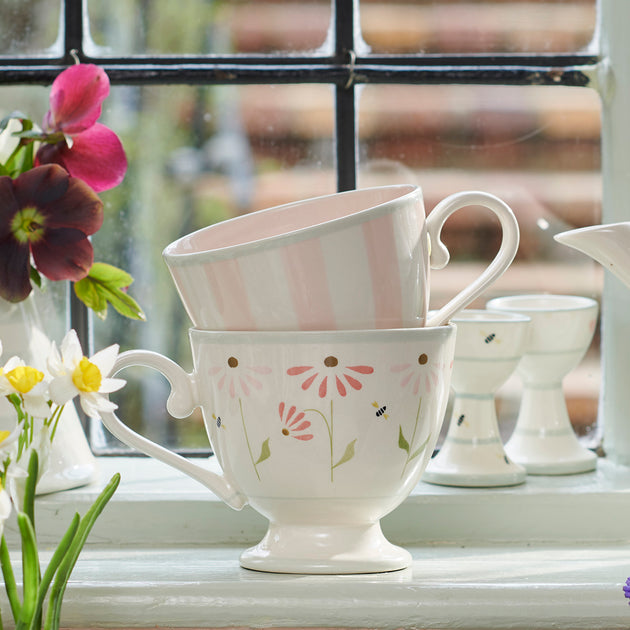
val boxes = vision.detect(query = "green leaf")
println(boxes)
[408,434,431,463]
[45,473,121,630]
[17,513,40,628]
[29,266,42,289]
[23,451,38,528]
[332,438,357,470]
[1,535,21,622]
[254,438,271,465]
[398,425,410,453]
[74,263,145,321]
[27,514,80,630]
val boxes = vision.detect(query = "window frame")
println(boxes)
[1,0,608,455]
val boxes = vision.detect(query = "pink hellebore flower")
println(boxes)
[35,64,127,193]
[0,164,103,302]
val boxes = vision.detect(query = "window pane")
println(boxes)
[359,0,596,54]
[358,83,602,444]
[92,83,335,451]
[86,0,332,56]
[0,0,62,56]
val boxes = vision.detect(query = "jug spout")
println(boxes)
[554,222,630,289]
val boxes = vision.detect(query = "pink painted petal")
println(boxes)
[294,434,314,441]
[335,376,347,397]
[36,124,127,192]
[278,402,285,419]
[287,366,312,376]
[285,405,297,423]
[347,365,374,374]
[292,420,311,432]
[391,363,411,373]
[288,411,306,428]
[239,377,250,396]
[244,374,263,390]
[301,373,317,391]
[45,64,109,134]
[344,374,364,391]
[318,376,328,398]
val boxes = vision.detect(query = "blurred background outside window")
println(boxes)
[0,0,601,453]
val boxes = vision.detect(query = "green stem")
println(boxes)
[305,400,335,481]
[239,398,259,480]
[48,405,65,442]
[402,396,423,479]
[17,513,40,629]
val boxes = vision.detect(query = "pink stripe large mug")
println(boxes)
[163,185,519,330]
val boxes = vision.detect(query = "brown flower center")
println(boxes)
[324,356,338,368]
[282,428,290,436]
[227,356,238,368]
[418,353,428,365]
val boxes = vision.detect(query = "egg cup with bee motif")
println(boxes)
[486,294,598,475]
[423,309,530,487]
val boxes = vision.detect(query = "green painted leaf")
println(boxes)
[398,425,410,453]
[255,438,271,465]
[332,438,357,469]
[408,434,431,463]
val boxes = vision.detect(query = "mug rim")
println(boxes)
[188,323,456,345]
[487,294,598,313]
[163,184,420,266]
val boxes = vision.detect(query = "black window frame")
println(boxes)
[1,0,599,440]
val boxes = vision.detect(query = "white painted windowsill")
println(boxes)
[3,456,630,629]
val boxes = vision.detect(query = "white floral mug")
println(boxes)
[99,325,456,574]
[163,185,519,330]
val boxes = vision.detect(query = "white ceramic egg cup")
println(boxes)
[486,294,598,475]
[423,309,529,487]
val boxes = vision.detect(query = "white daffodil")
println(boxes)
[48,330,125,419]
[0,356,50,418]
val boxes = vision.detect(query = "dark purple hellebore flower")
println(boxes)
[0,164,103,302]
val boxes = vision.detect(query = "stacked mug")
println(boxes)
[100,184,520,574]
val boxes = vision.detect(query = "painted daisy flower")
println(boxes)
[47,329,125,419]
[278,402,313,441]
[391,352,439,395]
[287,355,374,398]
[208,355,271,399]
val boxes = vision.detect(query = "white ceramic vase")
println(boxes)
[0,293,98,494]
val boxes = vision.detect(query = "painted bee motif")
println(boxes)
[212,413,225,429]
[456,414,466,426]
[481,331,501,344]
[372,401,389,420]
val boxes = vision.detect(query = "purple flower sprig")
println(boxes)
[623,577,630,604]
[0,64,144,320]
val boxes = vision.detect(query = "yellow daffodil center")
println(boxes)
[5,365,44,394]
[0,430,10,445]
[11,206,46,244]
[72,357,102,393]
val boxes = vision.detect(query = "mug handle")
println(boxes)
[99,350,248,510]
[425,191,519,327]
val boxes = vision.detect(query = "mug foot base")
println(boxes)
[240,521,411,574]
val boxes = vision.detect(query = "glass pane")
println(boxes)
[91,83,335,451]
[359,0,597,55]
[358,83,602,445]
[86,0,332,56]
[0,0,62,56]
